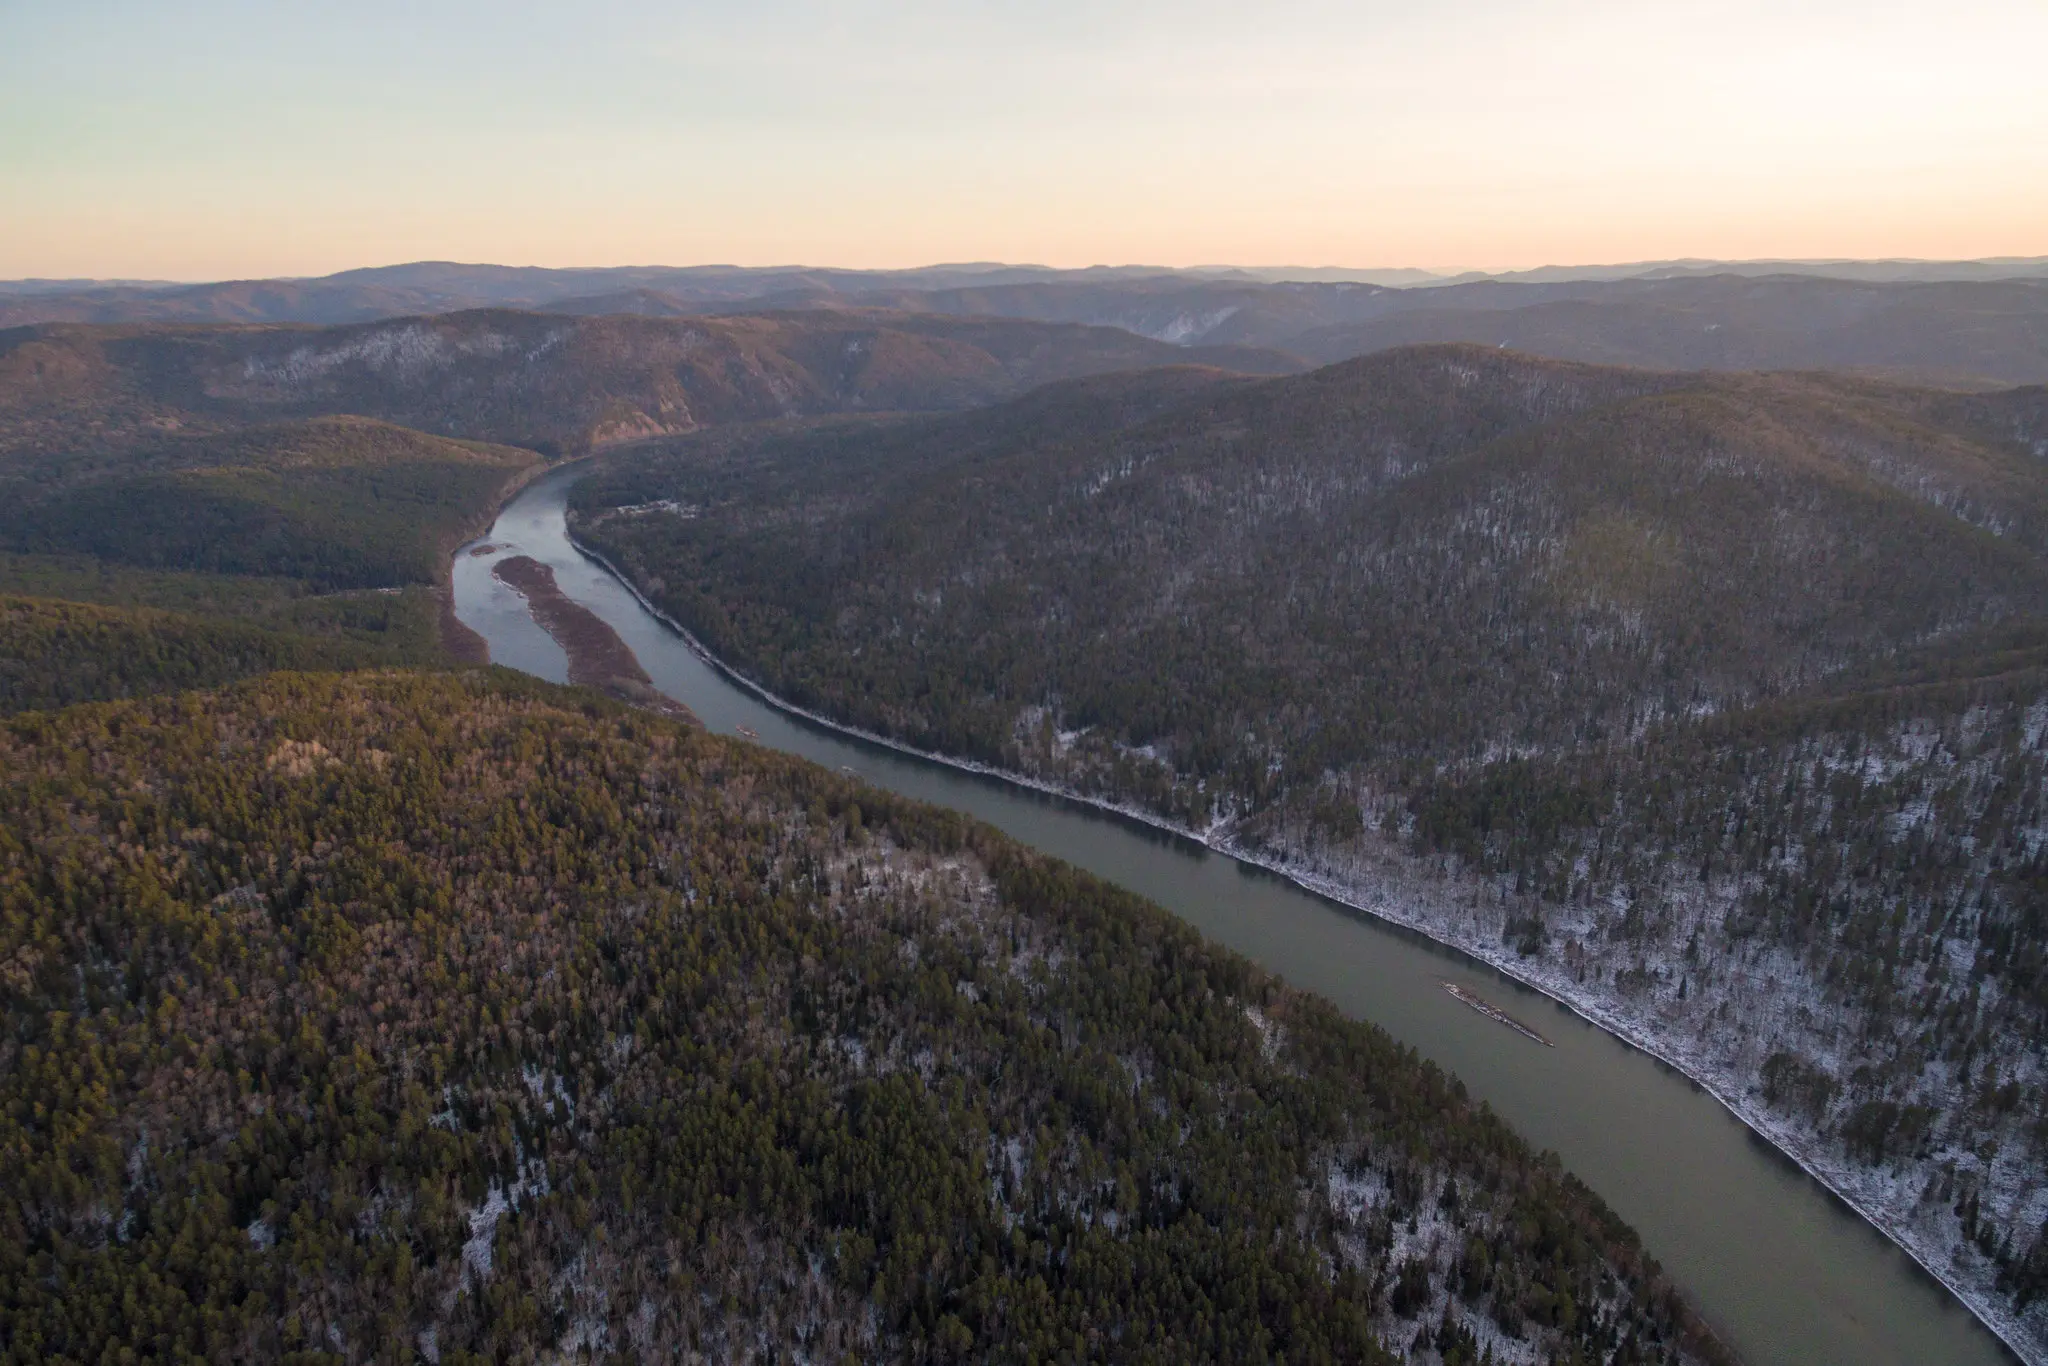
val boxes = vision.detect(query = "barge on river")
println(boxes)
[1442,981,1554,1047]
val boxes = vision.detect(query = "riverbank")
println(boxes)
[1255,838,2042,1366]
[434,456,559,664]
[563,527,2038,1366]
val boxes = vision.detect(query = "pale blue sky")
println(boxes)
[4,0,2044,278]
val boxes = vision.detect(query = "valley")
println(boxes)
[459,466,2023,1365]
[0,307,1291,714]
[2,282,2043,1363]
[15,0,2045,1357]
[572,344,2048,1360]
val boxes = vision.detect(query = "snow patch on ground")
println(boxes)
[461,1162,549,1283]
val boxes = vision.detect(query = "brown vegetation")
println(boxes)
[491,554,693,721]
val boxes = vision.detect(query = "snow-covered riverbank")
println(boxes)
[1237,830,2045,1366]
[568,529,2043,1365]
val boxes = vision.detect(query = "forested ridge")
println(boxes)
[575,347,2048,802]
[0,310,1298,465]
[0,595,428,715]
[573,344,2048,1353]
[0,414,541,713]
[0,416,539,591]
[0,669,1726,1364]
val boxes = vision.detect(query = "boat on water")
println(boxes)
[736,725,761,739]
[1442,981,1554,1047]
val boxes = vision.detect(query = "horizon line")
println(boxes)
[8,252,2048,290]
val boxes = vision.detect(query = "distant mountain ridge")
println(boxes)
[1450,257,2048,286]
[1281,275,2048,386]
[10,258,2047,386]
[0,262,1267,327]
[9,254,2045,316]
[0,308,1301,464]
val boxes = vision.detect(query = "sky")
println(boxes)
[3,0,2045,280]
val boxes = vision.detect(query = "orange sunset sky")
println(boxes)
[4,0,2043,279]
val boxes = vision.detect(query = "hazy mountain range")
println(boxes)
[0,309,1299,465]
[8,258,2047,388]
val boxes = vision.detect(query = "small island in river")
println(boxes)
[492,555,698,723]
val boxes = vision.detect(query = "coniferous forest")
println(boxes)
[0,412,545,711]
[575,345,2048,1351]
[0,670,1727,1364]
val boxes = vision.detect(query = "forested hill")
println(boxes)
[0,309,1300,464]
[572,344,2048,1354]
[0,416,541,713]
[0,669,1727,1365]
[574,345,2048,783]
[1272,276,2048,386]
[0,594,421,715]
[1,416,539,590]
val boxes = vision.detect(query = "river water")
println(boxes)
[454,467,2016,1366]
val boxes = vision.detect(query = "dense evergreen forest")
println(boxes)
[0,669,1729,1364]
[0,594,425,714]
[0,414,539,712]
[575,349,2048,796]
[574,344,2048,1353]
[0,417,538,590]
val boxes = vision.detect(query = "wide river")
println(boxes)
[455,467,2016,1366]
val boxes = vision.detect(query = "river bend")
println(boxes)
[453,467,2017,1366]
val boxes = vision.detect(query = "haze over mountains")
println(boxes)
[9,258,2048,389]
[0,310,1297,464]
